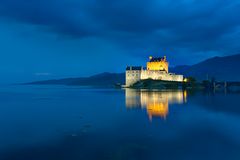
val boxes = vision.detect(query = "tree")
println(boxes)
[187,77,196,83]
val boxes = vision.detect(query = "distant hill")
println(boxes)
[27,54,240,86]
[170,54,240,81]
[27,72,125,86]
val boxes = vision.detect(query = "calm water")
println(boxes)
[0,85,240,160]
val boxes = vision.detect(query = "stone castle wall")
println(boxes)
[126,70,141,87]
[147,61,169,73]
[125,70,183,87]
[141,70,183,82]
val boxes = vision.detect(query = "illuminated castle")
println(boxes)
[125,56,184,87]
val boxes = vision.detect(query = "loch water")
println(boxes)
[0,85,240,160]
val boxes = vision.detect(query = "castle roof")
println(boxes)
[149,57,166,62]
[126,66,143,70]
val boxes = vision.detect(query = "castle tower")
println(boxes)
[147,56,169,73]
[125,66,142,87]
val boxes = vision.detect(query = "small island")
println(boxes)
[123,56,240,91]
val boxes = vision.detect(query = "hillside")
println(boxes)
[27,54,240,86]
[170,54,240,81]
[27,72,125,86]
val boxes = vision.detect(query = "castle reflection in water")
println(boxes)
[125,89,187,121]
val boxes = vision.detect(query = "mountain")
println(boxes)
[27,54,240,86]
[27,72,125,86]
[170,54,240,81]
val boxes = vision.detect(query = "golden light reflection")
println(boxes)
[125,89,187,121]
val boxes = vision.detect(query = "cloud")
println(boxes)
[0,0,98,37]
[0,0,240,63]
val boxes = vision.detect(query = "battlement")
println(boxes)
[149,56,167,62]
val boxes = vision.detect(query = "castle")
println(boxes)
[125,56,184,87]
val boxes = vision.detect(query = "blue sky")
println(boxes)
[0,0,240,83]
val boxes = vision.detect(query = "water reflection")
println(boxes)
[125,89,187,120]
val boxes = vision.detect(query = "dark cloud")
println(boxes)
[0,0,240,62]
[0,0,97,37]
